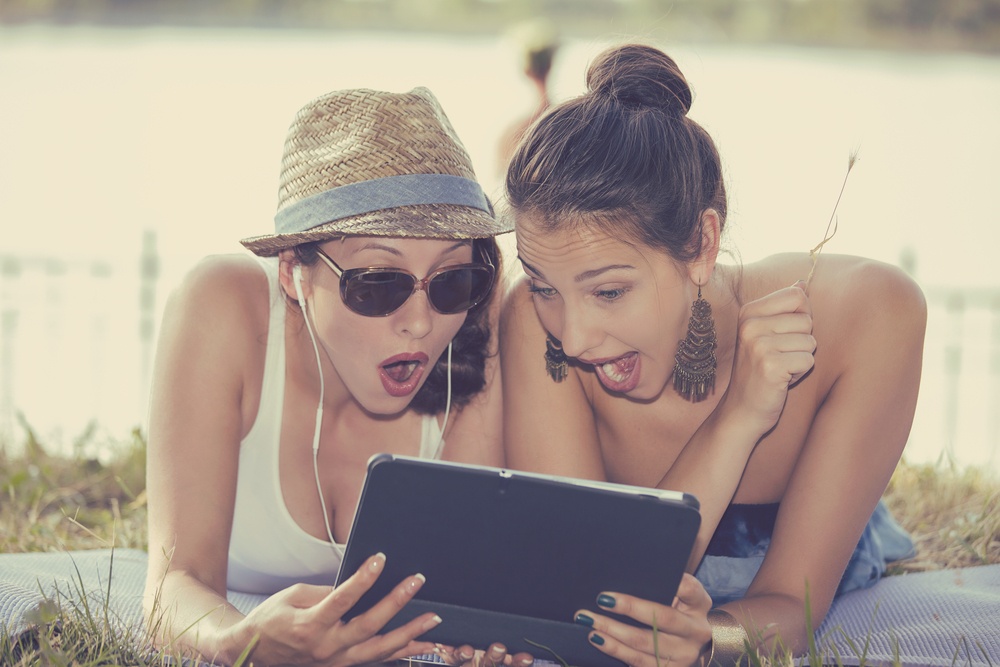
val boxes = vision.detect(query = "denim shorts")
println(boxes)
[694,500,915,606]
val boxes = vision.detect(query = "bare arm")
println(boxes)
[143,256,265,662]
[721,262,926,654]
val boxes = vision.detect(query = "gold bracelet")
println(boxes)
[700,632,714,667]
[707,609,750,667]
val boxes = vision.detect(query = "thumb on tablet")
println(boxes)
[672,573,712,613]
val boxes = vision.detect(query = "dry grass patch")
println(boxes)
[884,456,999,572]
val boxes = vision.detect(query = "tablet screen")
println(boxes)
[337,455,700,665]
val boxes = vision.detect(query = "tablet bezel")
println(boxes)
[337,454,701,667]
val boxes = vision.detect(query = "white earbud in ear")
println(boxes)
[292,264,306,308]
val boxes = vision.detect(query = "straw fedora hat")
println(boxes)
[241,87,510,256]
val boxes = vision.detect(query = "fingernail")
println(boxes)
[596,594,616,609]
[369,553,386,570]
[409,573,426,591]
[574,613,594,627]
[422,615,442,631]
[519,657,533,666]
[490,646,506,658]
[589,633,605,646]
[459,649,474,661]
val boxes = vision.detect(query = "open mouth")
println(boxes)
[378,352,429,398]
[591,352,640,393]
[382,359,420,384]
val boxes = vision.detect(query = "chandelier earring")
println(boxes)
[544,334,568,383]
[673,284,717,402]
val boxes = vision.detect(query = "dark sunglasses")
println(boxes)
[314,246,495,317]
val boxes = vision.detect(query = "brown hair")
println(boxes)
[505,43,727,262]
[291,237,501,415]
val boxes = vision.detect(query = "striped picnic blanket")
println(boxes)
[1,549,997,666]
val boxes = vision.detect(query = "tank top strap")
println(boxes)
[419,413,446,459]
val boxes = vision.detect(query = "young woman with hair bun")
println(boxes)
[502,43,925,665]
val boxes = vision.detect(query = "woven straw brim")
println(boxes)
[241,202,512,256]
[240,86,510,257]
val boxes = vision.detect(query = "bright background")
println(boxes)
[1,5,999,471]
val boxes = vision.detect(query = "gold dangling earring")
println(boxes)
[673,284,717,402]
[544,334,568,383]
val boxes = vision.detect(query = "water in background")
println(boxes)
[1,27,999,470]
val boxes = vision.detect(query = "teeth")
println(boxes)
[602,362,626,383]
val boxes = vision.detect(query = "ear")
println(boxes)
[688,208,722,286]
[277,250,307,304]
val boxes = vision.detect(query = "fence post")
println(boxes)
[943,292,964,463]
[0,258,21,446]
[139,230,159,419]
[991,296,1000,469]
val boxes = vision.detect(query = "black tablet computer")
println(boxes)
[336,454,700,667]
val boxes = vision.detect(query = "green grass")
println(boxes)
[1,423,998,666]
[1,418,148,554]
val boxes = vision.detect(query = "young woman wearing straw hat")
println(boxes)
[501,44,924,666]
[143,87,527,667]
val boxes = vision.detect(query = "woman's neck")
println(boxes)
[701,264,742,372]
[287,305,356,417]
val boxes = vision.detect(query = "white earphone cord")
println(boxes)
[434,341,452,459]
[294,265,451,550]
[294,267,338,549]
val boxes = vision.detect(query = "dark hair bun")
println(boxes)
[586,44,692,118]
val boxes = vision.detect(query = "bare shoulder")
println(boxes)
[500,274,535,320]
[742,252,926,323]
[171,254,269,304]
[500,275,541,346]
[159,254,275,371]
[166,255,271,329]
[810,254,926,330]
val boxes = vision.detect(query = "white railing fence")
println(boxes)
[911,286,1000,469]
[0,241,996,470]
[0,231,159,451]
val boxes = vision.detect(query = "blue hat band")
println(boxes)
[275,173,491,234]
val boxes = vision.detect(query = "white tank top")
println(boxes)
[227,258,445,594]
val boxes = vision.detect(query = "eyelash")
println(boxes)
[527,283,557,299]
[595,287,629,301]
[528,283,631,303]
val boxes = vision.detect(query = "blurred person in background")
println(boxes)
[496,19,560,176]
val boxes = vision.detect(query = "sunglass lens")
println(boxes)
[343,271,415,316]
[428,267,493,314]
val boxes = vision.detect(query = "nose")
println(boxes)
[395,287,434,339]
[556,303,604,359]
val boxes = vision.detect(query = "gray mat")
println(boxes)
[1,549,997,666]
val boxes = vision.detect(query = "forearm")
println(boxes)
[715,592,811,660]
[657,406,763,568]
[145,569,250,665]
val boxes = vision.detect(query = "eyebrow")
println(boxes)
[354,240,470,258]
[574,264,636,282]
[518,256,544,278]
[518,256,636,283]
